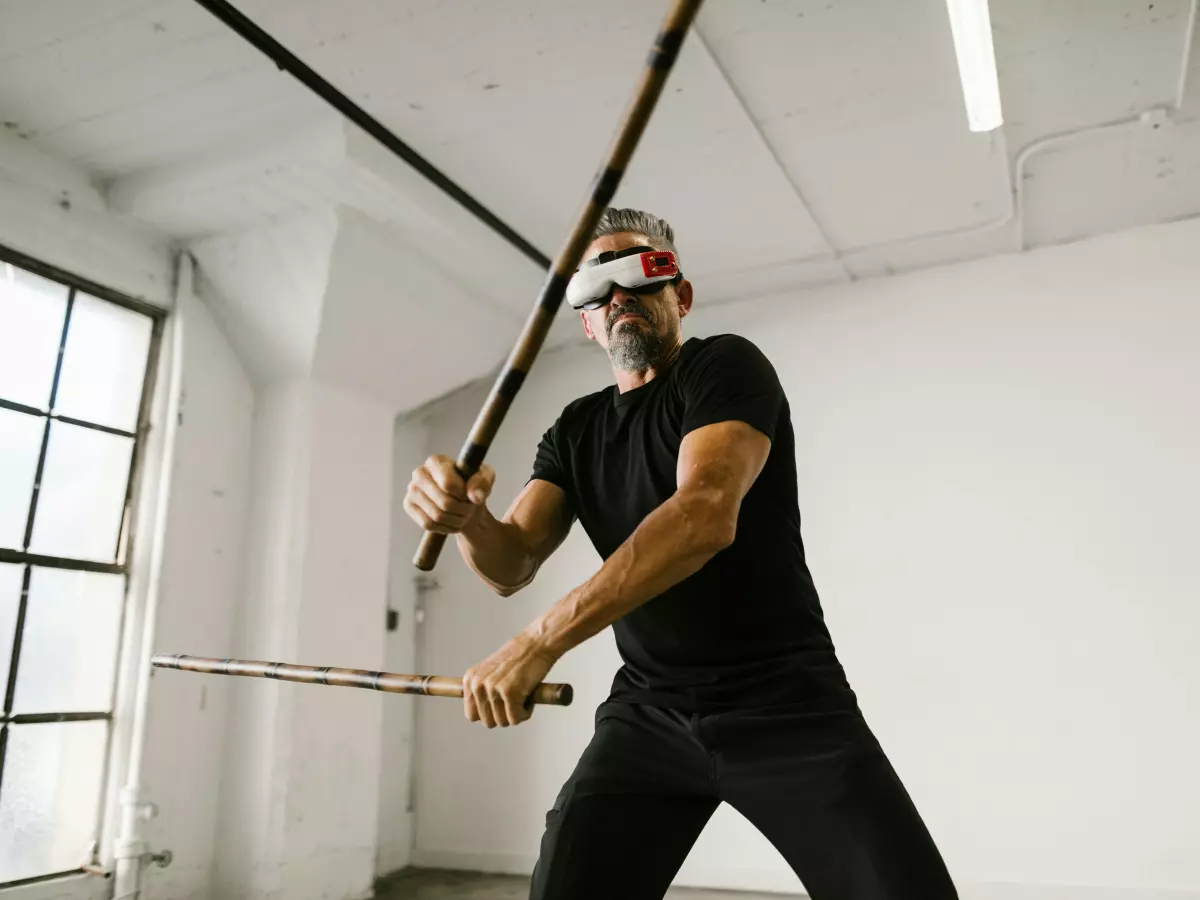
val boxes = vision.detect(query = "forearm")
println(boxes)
[457,505,539,595]
[526,490,732,657]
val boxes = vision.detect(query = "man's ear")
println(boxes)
[676,279,694,319]
[580,310,597,341]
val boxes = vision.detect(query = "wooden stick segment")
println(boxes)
[151,653,573,707]
[413,0,704,571]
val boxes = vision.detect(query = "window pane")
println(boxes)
[54,293,152,433]
[0,409,44,551]
[11,568,124,714]
[0,563,22,697]
[0,265,69,410]
[0,721,107,882]
[28,421,133,562]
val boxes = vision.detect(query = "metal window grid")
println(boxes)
[0,242,166,888]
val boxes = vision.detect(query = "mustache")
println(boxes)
[606,302,655,335]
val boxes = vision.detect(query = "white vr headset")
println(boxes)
[566,245,681,310]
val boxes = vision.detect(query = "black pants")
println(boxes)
[529,700,957,900]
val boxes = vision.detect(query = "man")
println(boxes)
[403,208,957,899]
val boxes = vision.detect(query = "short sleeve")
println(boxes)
[679,335,784,441]
[529,418,572,497]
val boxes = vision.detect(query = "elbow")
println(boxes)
[482,575,526,598]
[704,517,737,554]
[679,490,739,554]
[483,562,538,598]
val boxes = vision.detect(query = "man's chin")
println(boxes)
[608,331,661,364]
[608,318,650,338]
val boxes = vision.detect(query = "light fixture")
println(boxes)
[944,0,1004,132]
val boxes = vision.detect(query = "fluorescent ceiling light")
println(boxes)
[945,0,1004,132]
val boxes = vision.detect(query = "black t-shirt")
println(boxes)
[530,333,856,713]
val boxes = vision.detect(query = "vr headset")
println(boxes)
[566,245,682,310]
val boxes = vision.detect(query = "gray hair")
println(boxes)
[591,207,680,266]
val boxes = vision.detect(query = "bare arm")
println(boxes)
[457,479,573,595]
[526,419,770,656]
[404,455,572,595]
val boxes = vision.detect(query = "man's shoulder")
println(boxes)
[681,333,776,371]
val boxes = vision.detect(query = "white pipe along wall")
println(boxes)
[135,268,257,900]
[112,257,187,900]
[396,215,1200,900]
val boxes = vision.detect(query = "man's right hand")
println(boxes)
[404,454,497,534]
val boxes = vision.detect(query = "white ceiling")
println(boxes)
[1,0,1198,401]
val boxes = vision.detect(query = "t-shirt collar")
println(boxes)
[610,338,700,408]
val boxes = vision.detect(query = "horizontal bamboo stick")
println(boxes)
[151,653,573,707]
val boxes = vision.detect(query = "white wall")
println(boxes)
[189,213,338,385]
[397,217,1200,899]
[0,131,172,308]
[212,380,311,900]
[375,416,431,878]
[281,382,391,900]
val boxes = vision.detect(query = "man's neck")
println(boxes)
[612,340,683,393]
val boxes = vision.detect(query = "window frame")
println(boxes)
[0,241,166,889]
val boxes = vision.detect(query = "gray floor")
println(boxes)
[376,868,800,900]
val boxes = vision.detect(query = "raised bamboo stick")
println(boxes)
[413,0,705,571]
[151,653,572,706]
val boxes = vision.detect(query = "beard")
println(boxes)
[605,300,675,372]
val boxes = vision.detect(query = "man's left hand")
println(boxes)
[463,630,558,728]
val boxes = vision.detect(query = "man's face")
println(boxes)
[578,232,692,371]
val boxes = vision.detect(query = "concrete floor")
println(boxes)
[376,868,800,899]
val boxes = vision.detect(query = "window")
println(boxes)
[0,247,163,887]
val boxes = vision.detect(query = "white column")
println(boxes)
[215,379,393,900]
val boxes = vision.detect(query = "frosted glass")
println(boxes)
[54,293,152,433]
[0,721,107,882]
[0,563,22,696]
[0,408,45,551]
[0,264,69,410]
[28,422,133,562]
[11,568,125,714]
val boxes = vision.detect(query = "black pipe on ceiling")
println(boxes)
[191,0,552,270]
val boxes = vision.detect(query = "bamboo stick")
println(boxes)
[413,0,705,571]
[151,653,572,706]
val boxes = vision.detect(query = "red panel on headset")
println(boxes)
[640,251,678,278]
